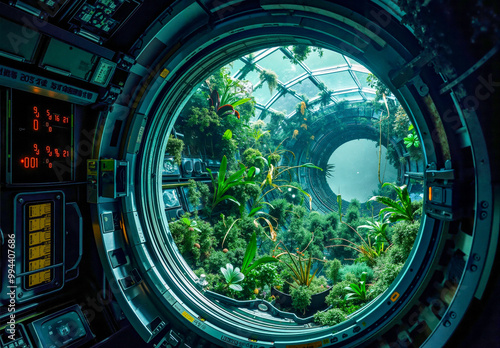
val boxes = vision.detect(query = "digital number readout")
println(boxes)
[26,202,53,288]
[11,91,73,183]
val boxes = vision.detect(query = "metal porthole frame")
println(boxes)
[88,1,497,347]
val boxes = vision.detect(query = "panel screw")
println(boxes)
[18,198,24,203]
[450,311,457,319]
[480,211,488,220]
[471,264,478,272]
[473,254,481,261]
[17,292,23,298]
[481,201,489,209]
[444,320,451,327]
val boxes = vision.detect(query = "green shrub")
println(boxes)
[325,212,339,231]
[291,286,312,313]
[168,214,214,265]
[213,215,238,248]
[269,199,292,226]
[284,182,305,205]
[235,263,281,300]
[337,301,362,315]
[242,148,266,170]
[370,259,404,299]
[309,276,329,294]
[166,136,185,166]
[226,247,246,267]
[314,308,346,326]
[343,272,357,283]
[204,251,229,274]
[325,280,351,307]
[325,259,342,284]
[340,263,374,283]
[386,220,420,264]
[187,106,220,133]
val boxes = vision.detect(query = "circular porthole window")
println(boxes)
[89,2,496,347]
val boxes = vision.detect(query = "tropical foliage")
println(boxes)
[166,48,423,324]
[221,263,244,291]
[370,183,415,222]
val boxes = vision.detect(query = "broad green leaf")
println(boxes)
[221,265,231,281]
[229,284,242,291]
[245,257,279,274]
[255,156,269,166]
[247,166,256,178]
[248,206,263,217]
[231,97,252,107]
[223,129,232,140]
[226,166,246,184]
[216,195,241,206]
[299,163,323,170]
[242,232,257,273]
[181,217,190,226]
[218,156,228,190]
[233,270,244,283]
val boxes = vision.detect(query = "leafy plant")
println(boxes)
[207,68,252,119]
[223,129,233,140]
[340,264,374,283]
[326,259,342,284]
[220,263,244,291]
[259,69,279,95]
[358,215,391,245]
[291,285,312,314]
[404,124,420,148]
[275,239,319,288]
[325,280,352,307]
[314,308,346,326]
[318,89,334,107]
[251,128,270,145]
[206,155,258,212]
[241,232,279,276]
[186,107,220,133]
[208,89,249,119]
[166,135,185,166]
[330,195,388,266]
[370,183,414,222]
[181,216,201,232]
[287,45,324,64]
[253,140,322,210]
[345,272,368,302]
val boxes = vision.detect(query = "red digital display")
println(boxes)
[11,91,73,183]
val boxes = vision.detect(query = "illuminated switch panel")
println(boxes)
[26,202,53,288]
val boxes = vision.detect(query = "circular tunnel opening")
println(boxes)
[327,139,398,202]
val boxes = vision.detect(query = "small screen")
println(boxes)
[11,91,73,183]
[25,202,53,288]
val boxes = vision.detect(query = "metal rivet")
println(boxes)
[444,320,451,327]
[473,254,480,261]
[481,201,489,209]
[471,264,478,272]
[480,211,488,220]
[18,198,24,203]
[450,311,457,319]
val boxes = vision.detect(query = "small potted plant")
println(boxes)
[271,239,330,316]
